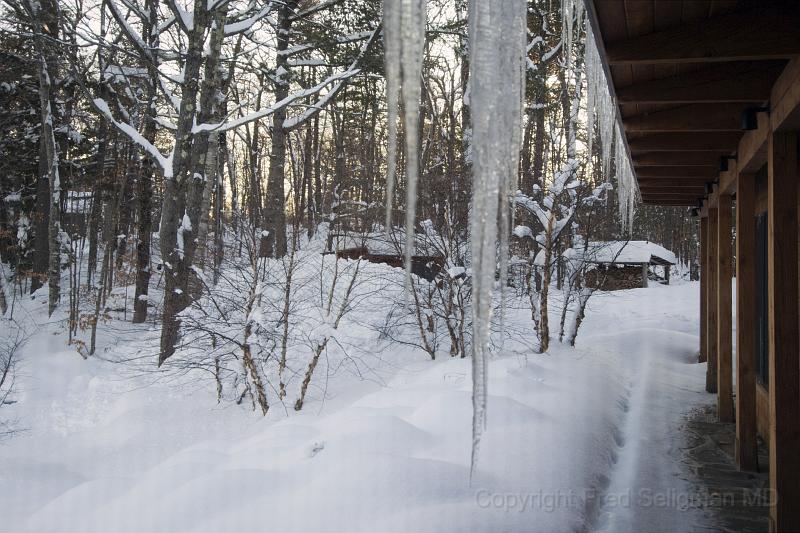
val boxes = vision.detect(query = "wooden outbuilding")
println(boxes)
[329,231,444,281]
[579,240,676,289]
[586,1,800,530]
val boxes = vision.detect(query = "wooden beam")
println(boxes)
[637,182,710,191]
[717,193,734,423]
[640,198,697,206]
[639,186,705,195]
[737,112,770,173]
[640,191,702,198]
[735,58,800,174]
[768,57,800,131]
[624,104,744,132]
[767,130,800,532]
[706,206,719,394]
[638,177,710,184]
[617,62,783,105]
[708,185,719,208]
[735,59,800,174]
[735,172,758,471]
[699,216,708,363]
[605,7,800,65]
[635,166,719,178]
[641,200,700,206]
[629,133,741,152]
[718,159,738,196]
[633,152,724,167]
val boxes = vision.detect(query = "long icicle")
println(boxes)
[383,0,400,230]
[400,0,427,280]
[467,0,526,479]
[382,0,427,275]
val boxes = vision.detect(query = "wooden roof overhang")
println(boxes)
[585,0,800,207]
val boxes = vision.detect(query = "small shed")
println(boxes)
[328,231,444,282]
[579,241,677,290]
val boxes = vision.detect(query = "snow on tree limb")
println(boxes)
[193,67,359,133]
[282,24,382,131]
[224,2,274,36]
[92,97,174,177]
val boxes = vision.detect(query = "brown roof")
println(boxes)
[585,0,799,206]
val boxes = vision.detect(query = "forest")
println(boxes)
[0,1,706,532]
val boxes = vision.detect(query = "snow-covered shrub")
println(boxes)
[0,318,25,439]
[174,224,407,413]
[373,221,473,360]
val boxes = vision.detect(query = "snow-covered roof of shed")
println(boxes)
[534,240,676,266]
[330,230,441,256]
[582,241,676,265]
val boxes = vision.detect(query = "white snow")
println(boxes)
[534,240,678,267]
[513,225,533,239]
[0,277,715,533]
[176,214,192,259]
[580,240,677,265]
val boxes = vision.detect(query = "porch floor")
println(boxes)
[681,404,770,533]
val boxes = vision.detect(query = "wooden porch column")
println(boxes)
[706,207,719,394]
[699,216,708,363]
[767,130,800,532]
[735,173,758,471]
[717,194,734,422]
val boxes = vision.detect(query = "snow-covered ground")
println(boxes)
[0,281,713,533]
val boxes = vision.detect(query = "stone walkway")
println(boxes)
[681,404,770,533]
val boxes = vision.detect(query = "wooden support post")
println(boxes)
[700,216,708,363]
[767,130,800,532]
[735,172,758,470]
[664,265,670,285]
[706,207,719,393]
[642,263,649,288]
[717,194,734,422]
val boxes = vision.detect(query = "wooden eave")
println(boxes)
[586,0,800,207]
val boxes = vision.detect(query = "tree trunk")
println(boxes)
[29,0,60,298]
[262,2,296,258]
[158,2,211,364]
[30,0,62,316]
[131,0,160,323]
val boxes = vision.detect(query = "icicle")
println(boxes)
[400,0,427,280]
[561,0,572,69]
[382,0,427,278]
[583,22,638,230]
[560,0,584,70]
[467,0,526,479]
[383,0,400,230]
[614,123,638,231]
[584,25,598,164]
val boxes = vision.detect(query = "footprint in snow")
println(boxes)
[306,441,325,458]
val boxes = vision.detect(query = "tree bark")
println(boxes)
[30,0,62,315]
[158,2,211,364]
[262,2,296,258]
[132,0,160,323]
